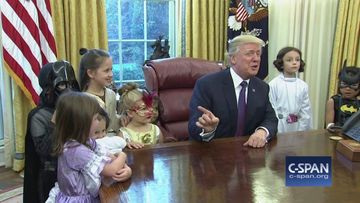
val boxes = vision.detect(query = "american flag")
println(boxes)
[0,0,57,105]
[236,1,249,22]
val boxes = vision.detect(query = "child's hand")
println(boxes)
[112,164,132,182]
[127,141,144,149]
[326,124,342,134]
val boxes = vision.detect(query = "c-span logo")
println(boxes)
[286,156,332,186]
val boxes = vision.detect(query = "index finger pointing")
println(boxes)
[197,106,213,116]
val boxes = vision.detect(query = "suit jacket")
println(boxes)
[188,69,278,141]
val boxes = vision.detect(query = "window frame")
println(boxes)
[106,0,177,87]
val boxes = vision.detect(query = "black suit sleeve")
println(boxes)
[188,78,212,141]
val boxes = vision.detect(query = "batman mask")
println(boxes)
[338,60,360,90]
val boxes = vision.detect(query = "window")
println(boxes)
[106,0,177,88]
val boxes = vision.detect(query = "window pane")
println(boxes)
[113,63,122,88]
[122,63,144,81]
[106,0,176,88]
[147,1,169,39]
[121,0,144,39]
[109,42,121,84]
[106,0,119,39]
[109,42,120,64]
[146,41,155,60]
[121,42,145,81]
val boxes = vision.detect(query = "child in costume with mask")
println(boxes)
[118,83,163,149]
[24,60,80,203]
[326,61,360,130]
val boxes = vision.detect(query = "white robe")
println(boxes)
[269,73,313,133]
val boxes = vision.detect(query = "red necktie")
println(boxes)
[235,81,247,136]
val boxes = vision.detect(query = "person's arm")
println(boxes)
[243,128,267,148]
[101,152,126,177]
[30,108,55,157]
[298,84,313,131]
[244,83,278,148]
[257,87,278,139]
[188,80,219,141]
[112,163,132,182]
[268,80,278,117]
[325,98,335,128]
[194,106,219,142]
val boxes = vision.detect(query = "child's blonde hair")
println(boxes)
[118,82,143,114]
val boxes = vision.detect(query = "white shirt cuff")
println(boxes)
[255,126,270,142]
[199,127,216,142]
[326,123,334,129]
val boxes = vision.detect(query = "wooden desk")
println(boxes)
[100,130,360,203]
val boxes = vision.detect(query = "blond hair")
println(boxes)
[226,35,265,65]
[118,82,143,114]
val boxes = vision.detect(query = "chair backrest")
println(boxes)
[143,57,225,141]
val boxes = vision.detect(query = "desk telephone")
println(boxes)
[342,110,360,142]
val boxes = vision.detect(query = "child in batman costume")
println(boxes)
[326,61,360,130]
[23,60,80,203]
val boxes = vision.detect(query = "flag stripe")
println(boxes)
[3,50,39,100]
[1,0,42,68]
[35,0,57,62]
[35,0,56,37]
[1,16,41,76]
[2,32,41,95]
[236,2,248,22]
[0,0,57,104]
[6,0,41,48]
[39,31,57,64]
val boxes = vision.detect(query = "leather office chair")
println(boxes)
[143,57,225,141]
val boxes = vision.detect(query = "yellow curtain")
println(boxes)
[186,0,228,61]
[328,0,360,97]
[50,0,108,76]
[12,87,33,171]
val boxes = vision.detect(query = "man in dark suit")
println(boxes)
[188,35,278,148]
